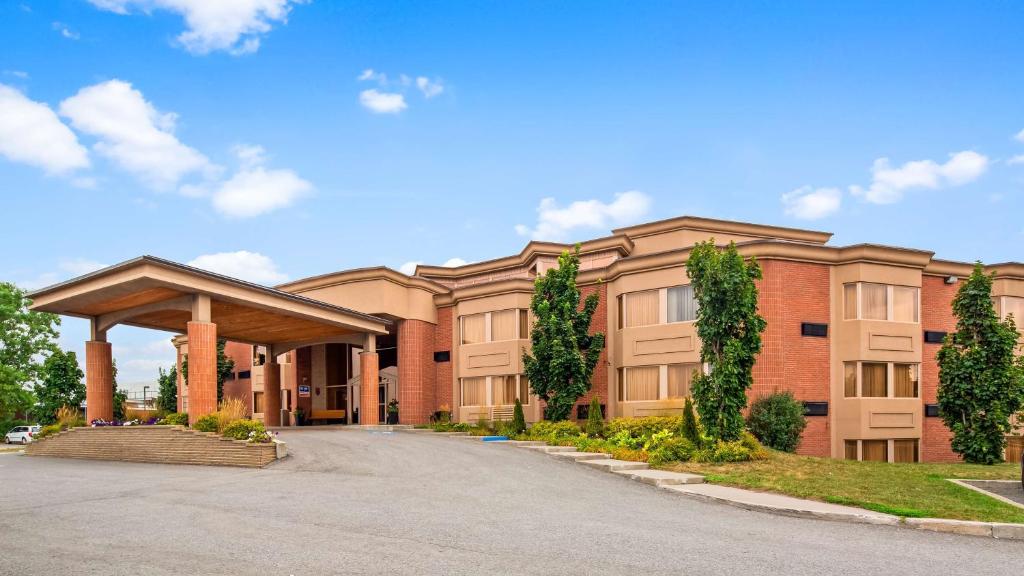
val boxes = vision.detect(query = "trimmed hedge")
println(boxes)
[192,414,219,433]
[159,413,189,426]
[746,392,807,453]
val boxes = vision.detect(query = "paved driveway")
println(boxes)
[0,429,1020,575]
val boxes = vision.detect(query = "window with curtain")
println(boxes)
[461,377,486,406]
[844,284,858,320]
[861,362,887,397]
[893,286,919,322]
[844,440,858,461]
[461,314,486,345]
[1003,296,1024,324]
[861,283,888,320]
[625,290,659,327]
[617,295,624,330]
[861,439,888,462]
[893,364,918,398]
[667,285,698,323]
[490,309,517,342]
[844,362,857,397]
[519,310,529,339]
[491,375,517,405]
[625,366,659,401]
[894,439,918,463]
[617,368,624,402]
[667,363,699,398]
[519,375,530,405]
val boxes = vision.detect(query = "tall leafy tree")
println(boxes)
[688,240,766,441]
[180,338,236,403]
[937,263,1024,464]
[33,349,85,425]
[523,247,606,421]
[0,282,60,425]
[156,365,178,414]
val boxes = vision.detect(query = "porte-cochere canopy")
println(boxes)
[28,255,391,426]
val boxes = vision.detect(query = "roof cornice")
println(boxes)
[612,215,833,245]
[276,266,450,295]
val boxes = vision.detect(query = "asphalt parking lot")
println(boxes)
[0,428,1020,575]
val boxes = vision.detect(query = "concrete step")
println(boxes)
[502,440,545,446]
[520,445,577,453]
[550,451,612,461]
[613,469,704,486]
[579,459,649,472]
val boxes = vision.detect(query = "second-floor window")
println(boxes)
[461,309,530,344]
[843,282,919,323]
[997,296,1024,324]
[620,285,698,328]
[843,361,919,398]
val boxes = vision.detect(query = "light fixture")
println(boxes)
[944,276,958,285]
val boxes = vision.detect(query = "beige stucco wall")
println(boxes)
[295,278,438,323]
[628,229,765,256]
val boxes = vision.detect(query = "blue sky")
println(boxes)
[2,1,1023,390]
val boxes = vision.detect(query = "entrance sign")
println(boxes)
[298,384,311,397]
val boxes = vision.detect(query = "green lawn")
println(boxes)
[663,451,1024,523]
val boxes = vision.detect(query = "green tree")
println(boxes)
[688,240,767,442]
[32,349,85,425]
[156,365,178,414]
[584,396,605,437]
[522,247,606,421]
[937,263,1024,464]
[180,338,236,403]
[681,396,701,446]
[511,398,526,434]
[112,359,126,421]
[746,391,807,453]
[0,282,60,426]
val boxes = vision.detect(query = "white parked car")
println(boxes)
[4,425,41,444]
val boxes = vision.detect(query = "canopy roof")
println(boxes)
[28,256,391,344]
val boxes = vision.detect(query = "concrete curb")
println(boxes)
[505,440,1024,541]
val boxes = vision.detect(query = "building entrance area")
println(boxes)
[318,331,397,424]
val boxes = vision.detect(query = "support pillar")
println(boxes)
[264,356,282,427]
[360,334,379,425]
[187,321,218,425]
[85,340,113,423]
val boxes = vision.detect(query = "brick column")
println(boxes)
[398,319,436,424]
[187,321,218,425]
[85,340,113,422]
[360,351,379,425]
[264,358,282,427]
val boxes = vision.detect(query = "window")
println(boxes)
[624,290,659,327]
[844,284,858,320]
[624,366,659,401]
[894,439,918,463]
[490,309,517,342]
[893,364,918,398]
[491,375,517,406]
[461,314,485,345]
[861,362,887,397]
[253,391,265,414]
[861,440,888,462]
[617,295,624,330]
[1001,296,1024,324]
[844,440,858,461]
[667,363,699,398]
[843,283,919,322]
[844,362,920,398]
[862,283,888,320]
[460,377,486,406]
[667,285,697,323]
[519,309,529,339]
[844,362,857,397]
[519,376,530,405]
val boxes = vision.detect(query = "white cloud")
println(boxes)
[59,79,215,190]
[849,151,989,204]
[210,144,312,218]
[18,258,109,290]
[187,251,287,284]
[52,22,80,40]
[515,190,652,241]
[1015,129,1024,143]
[358,68,386,83]
[59,258,108,276]
[359,89,406,114]
[416,76,444,98]
[0,84,89,174]
[1008,154,1024,166]
[88,0,303,55]
[3,70,29,79]
[781,186,841,220]
[399,258,466,276]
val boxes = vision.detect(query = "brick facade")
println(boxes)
[920,275,959,462]
[222,341,253,412]
[752,260,831,457]
[575,283,609,421]
[186,321,218,425]
[85,340,113,422]
[398,319,436,424]
[434,307,454,414]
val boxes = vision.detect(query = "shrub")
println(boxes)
[35,423,64,440]
[193,414,219,432]
[746,391,807,453]
[584,397,605,437]
[606,416,682,440]
[56,405,82,429]
[222,419,271,442]
[692,434,769,463]
[527,420,581,440]
[511,398,527,434]
[648,437,696,466]
[160,413,189,426]
[681,397,702,446]
[216,397,249,431]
